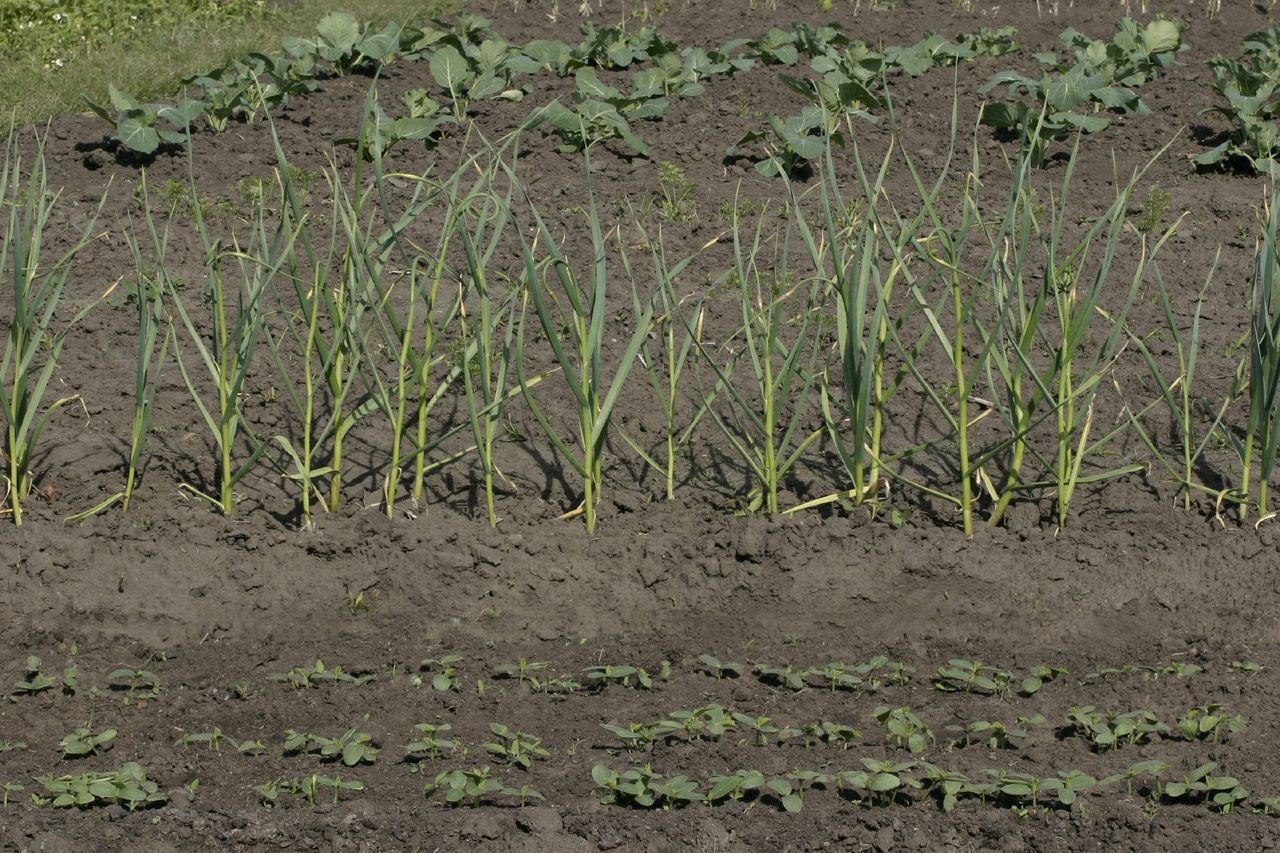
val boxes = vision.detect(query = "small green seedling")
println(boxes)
[529,675,581,694]
[256,773,366,808]
[593,764,701,809]
[601,721,660,752]
[60,722,117,758]
[406,724,460,762]
[1019,665,1067,696]
[283,728,379,766]
[754,663,806,691]
[838,759,921,806]
[698,654,743,679]
[921,764,996,813]
[766,770,832,813]
[799,721,862,749]
[425,767,534,807]
[0,742,26,753]
[934,659,1013,695]
[13,656,54,695]
[706,769,766,803]
[270,660,374,689]
[873,706,934,754]
[1066,706,1169,750]
[1254,796,1280,816]
[421,656,465,692]
[732,712,800,747]
[1230,660,1264,675]
[237,740,267,756]
[1105,759,1169,796]
[655,705,736,741]
[1162,762,1249,812]
[108,667,160,702]
[175,727,229,752]
[492,659,550,683]
[38,763,167,810]
[483,723,549,769]
[584,662,667,689]
[1177,704,1245,742]
[947,717,1038,750]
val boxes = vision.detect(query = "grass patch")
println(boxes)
[0,0,460,127]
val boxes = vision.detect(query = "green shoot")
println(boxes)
[0,129,109,525]
[510,147,654,533]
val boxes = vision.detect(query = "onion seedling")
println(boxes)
[787,133,909,514]
[979,143,1177,529]
[1235,183,1280,520]
[616,221,714,501]
[453,143,536,526]
[689,191,823,515]
[1122,253,1231,511]
[0,131,109,525]
[261,155,372,529]
[69,180,174,522]
[168,148,292,515]
[510,149,655,533]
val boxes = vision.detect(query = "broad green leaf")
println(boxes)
[117,113,160,154]
[317,12,359,52]
[430,46,470,94]
[575,67,621,101]
[107,83,137,113]
[1142,20,1182,54]
[467,70,506,101]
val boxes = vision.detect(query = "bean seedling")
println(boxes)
[872,705,934,754]
[492,659,550,683]
[406,724,460,762]
[706,769,766,803]
[37,763,167,810]
[60,721,117,758]
[1066,706,1169,750]
[420,656,465,692]
[1177,704,1245,742]
[934,659,1013,695]
[593,764,702,809]
[1161,762,1249,813]
[269,660,374,688]
[697,654,743,679]
[483,723,550,769]
[425,766,533,807]
[283,728,379,766]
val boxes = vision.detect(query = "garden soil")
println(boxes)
[4,0,1280,850]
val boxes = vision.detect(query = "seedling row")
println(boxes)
[3,646,1277,824]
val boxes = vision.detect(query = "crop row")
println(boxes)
[5,15,1280,532]
[2,648,1272,818]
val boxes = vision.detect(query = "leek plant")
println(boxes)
[979,140,1177,529]
[690,190,823,516]
[458,185,525,526]
[616,224,713,501]
[787,137,907,513]
[1122,252,1232,512]
[1237,183,1280,521]
[262,157,371,529]
[69,179,172,521]
[0,131,108,526]
[169,153,296,515]
[511,149,654,533]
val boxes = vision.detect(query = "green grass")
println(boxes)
[0,0,460,127]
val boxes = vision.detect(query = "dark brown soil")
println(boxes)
[5,1,1280,850]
